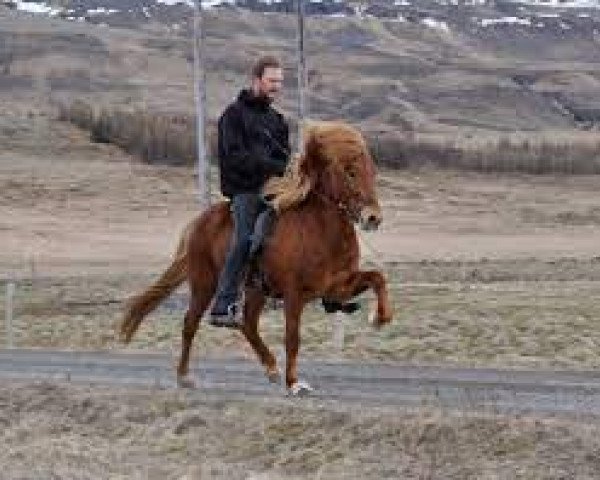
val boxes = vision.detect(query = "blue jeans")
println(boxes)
[211,193,266,313]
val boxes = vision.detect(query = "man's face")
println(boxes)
[253,67,284,103]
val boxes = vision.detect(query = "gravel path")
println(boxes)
[1,349,600,416]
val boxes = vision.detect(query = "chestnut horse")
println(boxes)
[120,121,393,395]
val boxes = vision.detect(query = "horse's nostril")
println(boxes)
[362,214,381,231]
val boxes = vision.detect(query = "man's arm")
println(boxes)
[259,120,290,177]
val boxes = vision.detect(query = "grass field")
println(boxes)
[2,110,600,371]
[3,9,600,477]
[4,264,600,370]
[1,380,599,479]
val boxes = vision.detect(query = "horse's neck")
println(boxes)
[278,191,359,265]
[293,191,354,231]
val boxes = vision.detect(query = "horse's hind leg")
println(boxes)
[241,288,280,383]
[177,285,213,388]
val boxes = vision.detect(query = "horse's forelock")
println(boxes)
[302,122,366,170]
[313,123,372,169]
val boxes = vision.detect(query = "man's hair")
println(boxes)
[252,55,282,79]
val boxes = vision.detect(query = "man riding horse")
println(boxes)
[120,55,392,393]
[210,55,358,327]
[121,114,392,393]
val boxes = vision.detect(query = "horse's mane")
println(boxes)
[262,151,312,212]
[263,120,363,212]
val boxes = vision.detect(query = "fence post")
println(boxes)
[296,0,307,153]
[332,311,345,352]
[5,281,15,348]
[193,0,210,208]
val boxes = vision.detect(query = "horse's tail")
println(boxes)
[120,222,192,343]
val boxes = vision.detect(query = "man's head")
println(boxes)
[251,55,284,103]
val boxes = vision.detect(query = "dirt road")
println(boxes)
[2,349,599,417]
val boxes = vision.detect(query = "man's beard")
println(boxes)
[261,92,275,104]
[255,88,276,103]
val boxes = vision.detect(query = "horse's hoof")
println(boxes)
[369,308,391,329]
[177,375,197,389]
[266,367,281,384]
[369,308,381,328]
[287,380,314,397]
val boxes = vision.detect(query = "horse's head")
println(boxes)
[302,122,382,231]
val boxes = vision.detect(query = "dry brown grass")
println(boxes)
[370,131,600,174]
[58,98,600,175]
[1,380,599,479]
[5,259,600,371]
[56,98,217,166]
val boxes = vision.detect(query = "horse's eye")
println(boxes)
[347,170,356,179]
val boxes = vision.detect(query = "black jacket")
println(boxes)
[217,89,290,198]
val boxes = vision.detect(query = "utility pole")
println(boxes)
[5,282,14,348]
[193,0,210,207]
[296,0,307,153]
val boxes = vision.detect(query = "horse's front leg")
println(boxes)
[328,270,393,327]
[241,288,280,383]
[282,293,313,395]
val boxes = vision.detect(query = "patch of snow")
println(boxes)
[394,0,411,5]
[351,3,367,17]
[156,0,193,6]
[422,17,450,31]
[156,0,236,8]
[480,16,532,26]
[166,0,237,10]
[509,0,600,8]
[87,7,119,15]
[14,1,60,16]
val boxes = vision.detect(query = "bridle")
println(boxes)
[314,159,368,223]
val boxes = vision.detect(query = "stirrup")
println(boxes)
[209,301,243,328]
[321,299,361,314]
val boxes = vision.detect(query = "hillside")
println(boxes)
[2,1,600,141]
